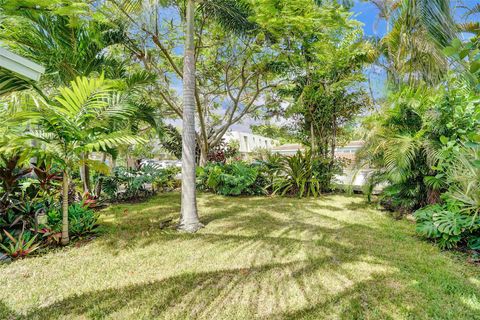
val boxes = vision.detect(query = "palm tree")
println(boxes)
[1,10,128,193]
[180,0,257,231]
[10,76,144,245]
[0,12,124,86]
[370,0,457,86]
[178,0,201,232]
[356,86,442,211]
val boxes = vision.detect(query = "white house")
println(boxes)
[224,131,279,154]
[272,140,364,161]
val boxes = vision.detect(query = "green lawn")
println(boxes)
[1,193,479,319]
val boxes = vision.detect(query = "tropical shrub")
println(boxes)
[47,203,99,238]
[357,87,440,213]
[415,143,480,250]
[102,165,180,201]
[206,139,240,164]
[151,166,181,192]
[0,156,63,255]
[255,153,283,193]
[272,151,343,197]
[415,199,480,250]
[197,162,267,196]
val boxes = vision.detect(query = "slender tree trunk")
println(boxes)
[310,122,315,154]
[111,156,117,170]
[179,0,202,232]
[94,153,107,197]
[84,152,91,192]
[61,170,69,245]
[80,152,91,194]
[331,107,337,161]
[126,154,133,169]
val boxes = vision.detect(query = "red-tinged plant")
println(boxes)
[82,192,98,209]
[0,230,40,259]
[33,163,62,191]
[36,227,62,245]
[0,155,31,194]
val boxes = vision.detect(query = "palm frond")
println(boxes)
[457,22,480,35]
[199,0,257,35]
[55,75,111,116]
[82,132,146,152]
[0,69,33,96]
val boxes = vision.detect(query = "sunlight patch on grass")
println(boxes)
[461,295,480,311]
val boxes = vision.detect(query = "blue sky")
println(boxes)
[351,1,386,37]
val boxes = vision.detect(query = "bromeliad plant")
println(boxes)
[0,230,40,259]
[47,203,99,238]
[272,150,341,198]
[5,75,145,245]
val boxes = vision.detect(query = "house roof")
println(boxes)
[0,47,45,81]
[272,141,364,152]
[271,143,304,152]
[342,140,364,147]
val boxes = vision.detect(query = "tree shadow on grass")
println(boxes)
[19,256,479,320]
[96,196,365,256]
[9,193,479,319]
[0,300,18,320]
[19,256,405,320]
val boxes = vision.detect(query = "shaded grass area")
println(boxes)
[1,192,479,319]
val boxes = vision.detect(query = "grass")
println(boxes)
[1,192,479,320]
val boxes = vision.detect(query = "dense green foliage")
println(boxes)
[197,150,343,198]
[272,151,343,197]
[102,165,180,202]
[358,34,480,250]
[47,203,99,238]
[197,162,267,196]
[0,155,100,258]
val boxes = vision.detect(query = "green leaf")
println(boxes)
[465,141,479,148]
[451,38,462,48]
[467,133,480,143]
[473,160,480,169]
[443,46,457,57]
[416,219,441,238]
[470,61,480,74]
[459,49,470,59]
[439,136,449,145]
[433,211,471,236]
[468,236,480,250]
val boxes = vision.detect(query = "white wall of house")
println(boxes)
[224,131,278,153]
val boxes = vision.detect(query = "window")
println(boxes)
[243,136,248,151]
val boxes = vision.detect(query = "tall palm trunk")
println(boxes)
[61,170,69,245]
[179,0,202,232]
